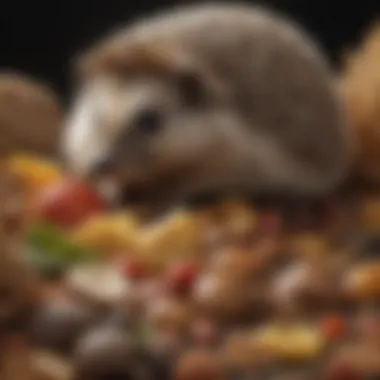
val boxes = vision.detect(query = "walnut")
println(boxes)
[0,166,42,327]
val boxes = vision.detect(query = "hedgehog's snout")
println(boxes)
[88,156,152,206]
[88,155,116,179]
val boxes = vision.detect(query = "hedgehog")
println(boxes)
[62,3,352,210]
[0,72,62,158]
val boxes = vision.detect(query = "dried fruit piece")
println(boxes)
[8,154,62,196]
[165,261,198,295]
[72,213,139,254]
[138,209,204,270]
[252,323,324,361]
[118,257,147,282]
[321,314,346,341]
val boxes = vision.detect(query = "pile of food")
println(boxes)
[0,152,379,380]
[2,15,380,380]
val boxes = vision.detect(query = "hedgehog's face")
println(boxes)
[63,71,229,206]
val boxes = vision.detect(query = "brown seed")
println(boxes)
[147,297,192,335]
[174,349,223,380]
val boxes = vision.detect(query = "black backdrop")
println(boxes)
[0,0,378,101]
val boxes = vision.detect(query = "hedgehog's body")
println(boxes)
[63,4,351,207]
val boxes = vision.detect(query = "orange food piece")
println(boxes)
[8,154,63,203]
[8,154,62,186]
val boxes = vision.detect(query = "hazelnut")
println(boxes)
[193,273,252,320]
[344,261,380,300]
[208,247,258,280]
[360,197,380,232]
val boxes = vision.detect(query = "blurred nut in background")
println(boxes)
[193,273,253,321]
[147,296,193,335]
[344,260,380,300]
[28,297,96,353]
[207,247,259,281]
[73,326,136,380]
[222,330,269,368]
[287,233,331,260]
[340,23,380,185]
[0,72,62,158]
[359,197,380,232]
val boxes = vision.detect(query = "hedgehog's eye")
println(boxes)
[177,71,205,108]
[135,108,162,135]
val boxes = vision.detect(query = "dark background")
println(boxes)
[0,0,378,102]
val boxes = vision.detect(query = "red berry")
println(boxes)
[119,258,146,281]
[325,363,360,380]
[191,319,218,345]
[166,262,198,294]
[6,334,28,351]
[33,178,106,228]
[324,199,344,221]
[321,314,346,341]
[356,310,380,346]
[259,210,282,235]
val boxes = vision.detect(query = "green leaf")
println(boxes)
[135,321,154,346]
[26,247,66,279]
[26,223,100,265]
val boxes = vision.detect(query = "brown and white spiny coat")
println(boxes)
[63,3,352,207]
